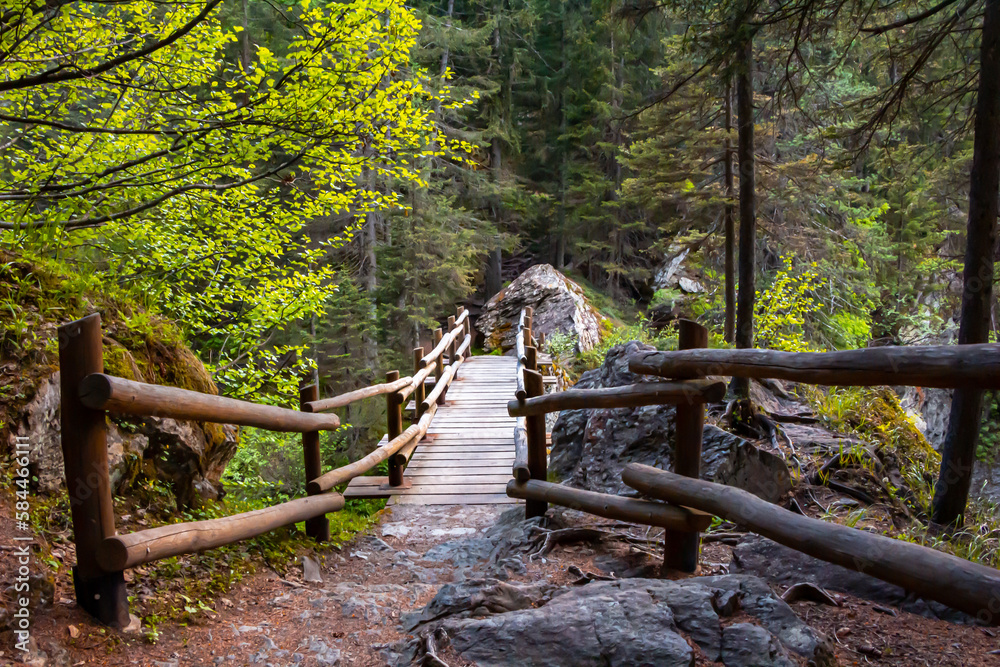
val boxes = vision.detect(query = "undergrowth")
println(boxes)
[807,385,1000,568]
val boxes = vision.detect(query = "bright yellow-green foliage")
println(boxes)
[754,256,826,352]
[0,0,472,397]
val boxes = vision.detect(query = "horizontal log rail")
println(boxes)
[622,463,1000,620]
[392,401,439,466]
[455,333,472,360]
[420,323,464,367]
[399,361,435,401]
[99,493,345,571]
[304,376,413,413]
[629,345,1000,390]
[79,373,341,432]
[507,379,726,417]
[421,361,459,413]
[506,479,712,532]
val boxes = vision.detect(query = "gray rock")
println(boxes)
[15,371,237,508]
[721,623,795,667]
[550,342,790,501]
[423,576,832,667]
[308,638,341,666]
[423,538,495,568]
[477,264,603,353]
[302,556,323,583]
[731,534,975,624]
[443,581,693,667]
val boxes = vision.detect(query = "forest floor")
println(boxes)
[2,494,1000,666]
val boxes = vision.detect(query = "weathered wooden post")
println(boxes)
[58,313,130,628]
[433,328,445,405]
[385,370,405,487]
[413,347,426,419]
[662,319,709,574]
[523,346,547,518]
[300,382,330,542]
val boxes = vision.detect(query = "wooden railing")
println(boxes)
[506,318,1000,620]
[58,305,470,628]
[507,317,715,572]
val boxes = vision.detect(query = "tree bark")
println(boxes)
[932,0,1000,526]
[731,34,756,398]
[724,74,736,343]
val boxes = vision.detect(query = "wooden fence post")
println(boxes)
[385,370,405,486]
[524,347,547,518]
[300,382,330,542]
[434,328,445,405]
[58,313,130,628]
[662,319,709,574]
[414,347,426,419]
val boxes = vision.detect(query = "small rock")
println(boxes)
[302,556,323,584]
[67,625,79,639]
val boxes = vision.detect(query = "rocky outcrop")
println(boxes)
[550,341,791,502]
[403,575,834,667]
[14,367,237,509]
[476,264,603,353]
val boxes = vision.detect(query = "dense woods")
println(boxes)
[2,0,999,513]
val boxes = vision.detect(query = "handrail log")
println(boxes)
[506,479,711,532]
[629,345,1000,389]
[421,362,459,413]
[622,463,1000,620]
[98,492,345,571]
[515,361,526,401]
[304,376,413,413]
[455,333,472,360]
[513,417,529,482]
[399,362,435,401]
[392,402,439,466]
[507,379,726,417]
[455,308,469,327]
[80,374,340,433]
[421,327,460,367]
[307,422,422,494]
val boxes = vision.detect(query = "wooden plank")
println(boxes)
[391,493,520,505]
[410,452,515,461]
[403,461,513,471]
[352,482,512,494]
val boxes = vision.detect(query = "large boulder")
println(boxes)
[13,360,238,509]
[477,264,603,353]
[405,575,834,667]
[550,341,791,502]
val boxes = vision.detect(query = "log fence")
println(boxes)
[506,315,1000,620]
[57,305,470,628]
[60,300,1000,627]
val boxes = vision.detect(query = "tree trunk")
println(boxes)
[932,0,1000,526]
[484,11,505,300]
[724,74,736,344]
[240,0,251,72]
[731,34,756,399]
[359,173,380,372]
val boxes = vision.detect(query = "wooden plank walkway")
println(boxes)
[344,355,523,505]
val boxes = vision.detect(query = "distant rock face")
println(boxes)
[15,371,238,509]
[550,341,791,502]
[477,264,603,353]
[406,575,834,667]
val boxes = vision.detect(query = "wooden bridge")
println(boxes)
[54,304,1000,629]
[344,355,523,505]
